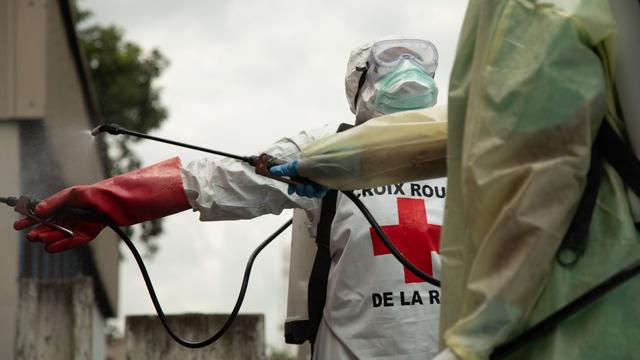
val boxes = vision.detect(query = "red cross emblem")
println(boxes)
[370,198,441,283]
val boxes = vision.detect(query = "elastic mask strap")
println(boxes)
[353,63,369,111]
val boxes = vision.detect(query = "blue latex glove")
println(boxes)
[270,160,329,198]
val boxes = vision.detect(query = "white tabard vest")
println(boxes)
[311,177,446,359]
[181,121,445,358]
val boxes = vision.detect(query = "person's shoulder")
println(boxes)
[389,106,447,123]
[418,105,447,122]
[305,122,349,138]
[269,123,343,153]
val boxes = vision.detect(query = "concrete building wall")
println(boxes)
[125,314,266,360]
[92,306,107,360]
[0,0,16,117]
[15,277,94,360]
[0,122,21,359]
[0,0,47,119]
[106,337,125,360]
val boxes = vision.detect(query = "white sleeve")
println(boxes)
[180,125,337,221]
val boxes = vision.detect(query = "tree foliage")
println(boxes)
[73,2,169,256]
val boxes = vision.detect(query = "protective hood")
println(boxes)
[344,42,376,123]
[345,39,439,123]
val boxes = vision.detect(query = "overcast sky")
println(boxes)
[82,0,469,353]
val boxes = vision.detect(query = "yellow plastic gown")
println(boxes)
[439,1,640,359]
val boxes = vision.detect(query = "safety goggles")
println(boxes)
[367,39,438,81]
[352,39,438,107]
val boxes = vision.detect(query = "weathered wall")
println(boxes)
[15,277,94,360]
[125,314,266,360]
[0,122,21,360]
[106,337,125,360]
[0,0,47,119]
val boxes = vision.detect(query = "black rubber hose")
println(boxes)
[342,191,441,287]
[92,124,254,164]
[60,190,442,349]
[0,197,18,207]
[62,207,292,348]
[8,188,441,348]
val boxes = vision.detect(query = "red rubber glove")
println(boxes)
[13,157,190,253]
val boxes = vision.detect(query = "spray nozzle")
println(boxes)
[1,196,39,210]
[91,123,125,136]
[0,196,18,207]
[1,195,74,237]
[88,124,304,186]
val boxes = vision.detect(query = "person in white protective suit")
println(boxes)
[272,1,640,359]
[280,38,447,359]
[14,38,447,359]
